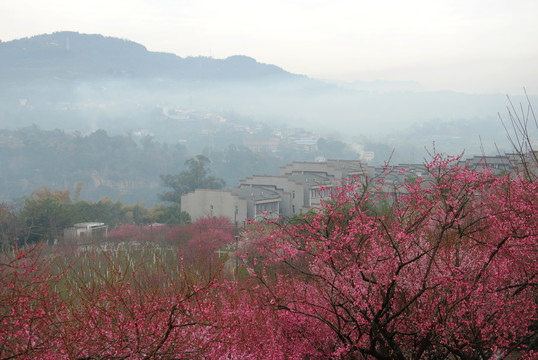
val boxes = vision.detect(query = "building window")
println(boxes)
[256,201,278,215]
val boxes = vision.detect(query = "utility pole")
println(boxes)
[234,235,239,280]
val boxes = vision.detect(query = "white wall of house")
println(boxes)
[181,189,248,225]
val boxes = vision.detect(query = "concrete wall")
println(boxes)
[181,189,248,225]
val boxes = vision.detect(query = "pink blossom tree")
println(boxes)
[239,154,538,359]
[1,243,230,359]
[182,216,235,265]
[0,246,65,358]
[1,155,536,359]
[52,253,225,359]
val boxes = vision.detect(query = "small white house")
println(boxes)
[64,222,108,242]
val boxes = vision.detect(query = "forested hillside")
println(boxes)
[0,126,365,205]
[0,32,296,82]
[1,126,182,204]
[0,126,286,204]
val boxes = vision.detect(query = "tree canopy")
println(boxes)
[159,155,225,203]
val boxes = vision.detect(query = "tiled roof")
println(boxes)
[231,186,280,202]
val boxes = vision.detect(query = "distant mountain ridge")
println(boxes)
[0,31,297,82]
[0,31,531,158]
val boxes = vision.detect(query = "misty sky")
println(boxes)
[2,0,537,95]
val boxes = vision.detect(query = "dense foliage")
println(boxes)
[239,154,537,359]
[0,186,191,247]
[0,126,303,205]
[0,126,189,204]
[1,155,536,359]
[159,155,225,203]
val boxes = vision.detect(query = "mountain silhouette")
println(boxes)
[0,31,524,156]
[0,31,297,83]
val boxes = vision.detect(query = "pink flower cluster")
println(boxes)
[1,156,536,359]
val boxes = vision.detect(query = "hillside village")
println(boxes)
[180,152,535,225]
[159,106,323,154]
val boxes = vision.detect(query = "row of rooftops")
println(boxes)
[181,152,537,223]
[231,186,281,203]
[182,160,376,223]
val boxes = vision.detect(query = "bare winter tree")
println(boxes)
[499,88,538,182]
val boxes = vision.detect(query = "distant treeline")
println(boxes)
[0,126,363,205]
[0,185,192,246]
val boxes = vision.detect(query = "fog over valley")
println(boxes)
[0,32,536,205]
